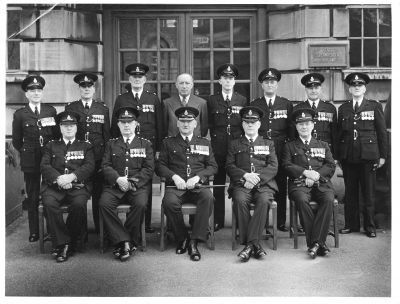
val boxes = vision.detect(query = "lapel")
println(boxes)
[356,97,367,114]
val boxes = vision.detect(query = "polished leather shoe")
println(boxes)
[145,226,155,233]
[119,242,137,262]
[253,244,267,259]
[238,245,253,262]
[56,244,72,263]
[214,223,223,232]
[366,231,377,238]
[339,228,352,234]
[317,243,330,256]
[29,233,39,242]
[188,240,201,261]
[308,243,320,259]
[51,247,59,257]
[278,225,289,232]
[176,237,190,254]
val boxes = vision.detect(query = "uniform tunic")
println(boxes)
[207,91,248,226]
[157,135,218,242]
[282,138,336,247]
[226,136,278,245]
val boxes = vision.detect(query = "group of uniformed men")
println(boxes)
[12,62,387,263]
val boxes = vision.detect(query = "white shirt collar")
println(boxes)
[222,92,232,101]
[63,138,75,145]
[132,89,143,99]
[123,135,135,144]
[352,99,362,107]
[245,134,258,142]
[180,95,190,103]
[308,99,320,107]
[82,99,93,108]
[29,103,40,113]
[300,136,312,144]
[264,95,276,105]
[180,133,193,142]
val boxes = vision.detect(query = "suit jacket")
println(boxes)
[293,100,338,159]
[337,98,387,162]
[162,94,208,138]
[207,92,248,159]
[101,136,154,199]
[65,99,110,161]
[111,90,163,152]
[226,135,278,194]
[251,95,295,160]
[282,138,335,194]
[12,104,59,172]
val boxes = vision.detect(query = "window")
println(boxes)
[348,5,391,68]
[7,8,23,71]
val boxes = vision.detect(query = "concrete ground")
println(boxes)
[5,184,392,298]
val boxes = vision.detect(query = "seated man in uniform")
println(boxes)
[157,107,217,261]
[99,107,154,262]
[40,111,95,263]
[226,106,278,262]
[282,108,336,259]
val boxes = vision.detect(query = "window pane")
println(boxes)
[233,19,250,48]
[193,51,210,80]
[120,52,137,80]
[213,19,230,48]
[140,51,158,80]
[160,51,179,81]
[214,51,230,78]
[193,19,210,48]
[233,83,250,101]
[161,83,176,100]
[8,41,20,70]
[364,8,377,37]
[364,39,377,66]
[193,83,210,100]
[234,51,250,80]
[140,19,157,49]
[379,39,391,67]
[160,19,178,49]
[349,8,362,37]
[120,19,137,49]
[7,10,21,37]
[144,83,157,94]
[379,8,391,37]
[349,39,361,67]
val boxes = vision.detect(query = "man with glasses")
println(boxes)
[208,63,248,231]
[226,106,278,262]
[65,73,110,234]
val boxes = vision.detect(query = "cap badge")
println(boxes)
[248,110,253,116]
[355,75,359,80]
[301,112,305,118]
[66,115,72,120]
[310,76,314,82]
[84,76,89,82]
[227,66,232,72]
[268,71,272,76]
[33,78,38,83]
[124,110,129,116]
[184,110,189,115]
[136,67,140,72]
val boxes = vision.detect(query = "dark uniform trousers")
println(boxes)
[163,188,213,242]
[12,104,59,236]
[282,137,336,247]
[338,98,387,233]
[251,96,294,227]
[208,92,248,227]
[111,91,163,229]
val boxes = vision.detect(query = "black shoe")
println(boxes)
[145,226,155,233]
[214,223,223,232]
[253,244,267,259]
[29,233,39,242]
[113,244,123,258]
[308,243,320,259]
[238,245,253,262]
[278,225,289,232]
[187,240,201,261]
[51,247,59,257]
[366,231,377,238]
[119,242,136,262]
[176,237,190,254]
[56,244,72,263]
[317,243,330,256]
[297,226,304,233]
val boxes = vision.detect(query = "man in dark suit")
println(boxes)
[40,111,95,262]
[99,107,154,261]
[65,73,110,233]
[162,73,208,138]
[251,68,295,232]
[157,107,217,262]
[338,73,387,238]
[226,106,278,262]
[282,108,336,259]
[294,73,338,160]
[111,63,162,233]
[12,75,59,243]
[208,63,248,231]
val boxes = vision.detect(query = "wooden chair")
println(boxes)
[99,204,146,253]
[231,200,278,250]
[289,198,339,249]
[160,176,215,251]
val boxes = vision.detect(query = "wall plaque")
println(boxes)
[308,44,348,67]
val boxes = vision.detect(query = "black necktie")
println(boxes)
[185,136,190,145]
[85,102,90,110]
[135,93,139,102]
[305,140,309,147]
[312,101,316,111]
[34,106,39,117]
[182,97,187,106]
[225,95,230,105]
[66,141,71,149]
[354,101,359,112]
[268,99,273,110]
[125,138,130,147]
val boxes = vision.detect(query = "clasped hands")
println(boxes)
[243,172,260,190]
[56,173,77,190]
[116,176,137,192]
[172,174,200,190]
[302,169,320,187]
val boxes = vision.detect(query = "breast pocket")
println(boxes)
[211,109,226,127]
[340,116,351,130]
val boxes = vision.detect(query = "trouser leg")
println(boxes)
[232,190,252,245]
[124,190,147,245]
[247,191,272,245]
[66,194,89,241]
[275,168,288,227]
[91,161,103,233]
[190,189,213,242]
[213,161,226,227]
[311,189,334,245]
[291,190,314,247]
[163,190,188,243]
[360,162,377,233]
[24,171,41,235]
[42,194,70,246]
[342,161,361,231]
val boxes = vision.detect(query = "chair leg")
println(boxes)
[289,199,293,238]
[38,204,44,254]
[209,205,215,250]
[99,210,104,254]
[291,201,299,249]
[272,201,277,250]
[141,213,146,251]
[160,204,165,251]
[231,203,237,251]
[333,199,339,248]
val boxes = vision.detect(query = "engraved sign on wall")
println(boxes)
[308,43,348,67]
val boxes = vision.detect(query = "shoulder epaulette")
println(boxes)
[110,137,119,141]
[138,136,151,143]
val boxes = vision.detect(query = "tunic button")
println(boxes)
[87,124,89,127]
[354,122,356,125]
[126,159,128,161]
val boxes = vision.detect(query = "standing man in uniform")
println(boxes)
[294,73,338,160]
[12,75,59,242]
[99,107,154,261]
[157,107,217,261]
[338,73,387,238]
[226,106,278,262]
[41,111,95,262]
[162,73,208,138]
[111,63,162,233]
[208,63,248,231]
[65,73,110,233]
[251,68,294,232]
[282,108,336,258]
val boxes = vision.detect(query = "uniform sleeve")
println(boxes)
[154,95,163,152]
[207,97,214,132]
[161,99,169,140]
[103,104,111,143]
[258,141,278,184]
[73,143,95,182]
[12,111,23,151]
[330,104,338,160]
[200,100,209,137]
[101,141,121,186]
[281,142,305,179]
[286,100,296,140]
[40,142,61,184]
[51,107,61,140]
[157,139,177,180]
[133,141,155,188]
[225,140,247,182]
[110,97,121,138]
[375,102,388,159]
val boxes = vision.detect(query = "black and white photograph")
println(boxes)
[2,0,397,301]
